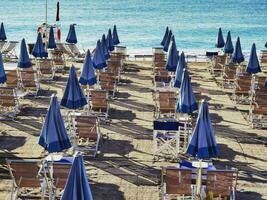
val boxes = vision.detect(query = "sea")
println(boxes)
[1,0,267,56]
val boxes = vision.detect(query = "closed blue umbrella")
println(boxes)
[161,26,169,46]
[165,36,179,72]
[176,69,198,114]
[163,30,172,52]
[215,28,224,48]
[61,154,93,200]
[66,24,77,44]
[93,40,107,70]
[112,24,120,45]
[232,37,244,64]
[186,99,219,159]
[264,78,267,88]
[32,32,48,58]
[265,42,267,48]
[101,34,110,60]
[224,31,234,54]
[106,28,114,52]
[0,53,6,84]
[61,66,87,109]
[48,26,57,49]
[39,95,72,153]
[246,43,261,74]
[174,52,186,88]
[17,38,32,68]
[0,22,7,41]
[79,50,97,86]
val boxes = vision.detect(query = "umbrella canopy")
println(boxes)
[112,24,120,45]
[106,28,114,52]
[163,30,172,52]
[232,36,244,64]
[264,78,267,88]
[101,34,110,60]
[176,69,198,114]
[17,38,32,68]
[32,32,48,58]
[265,42,267,48]
[0,22,7,41]
[79,50,97,86]
[66,24,77,44]
[61,154,93,200]
[48,26,57,49]
[39,95,72,153]
[246,43,261,74]
[165,35,179,72]
[0,53,6,84]
[160,26,169,46]
[174,51,186,88]
[215,28,224,48]
[56,1,60,21]
[224,31,234,54]
[61,66,87,109]
[186,99,219,159]
[93,40,107,70]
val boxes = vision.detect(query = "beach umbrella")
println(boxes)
[17,38,32,68]
[38,95,72,153]
[264,78,267,88]
[56,1,60,21]
[163,30,172,52]
[215,27,224,48]
[66,24,77,44]
[112,24,120,45]
[32,32,48,58]
[173,52,186,88]
[176,69,198,114]
[246,43,261,74]
[101,34,110,60]
[106,28,114,52]
[232,37,244,64]
[165,35,179,72]
[160,26,169,46]
[93,40,107,70]
[265,42,267,48]
[0,22,7,41]
[224,31,234,54]
[186,99,219,159]
[61,66,87,109]
[0,53,6,84]
[61,154,93,200]
[79,50,97,86]
[48,26,57,49]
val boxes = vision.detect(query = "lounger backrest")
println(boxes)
[57,43,73,56]
[66,44,80,56]
[19,69,37,87]
[0,41,7,51]
[7,159,41,188]
[154,61,166,68]
[91,90,108,109]
[214,55,226,68]
[153,53,165,62]
[5,70,18,88]
[75,116,98,141]
[38,59,54,74]
[2,41,18,53]
[51,162,72,189]
[0,87,16,107]
[50,49,65,65]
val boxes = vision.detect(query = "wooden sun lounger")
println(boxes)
[157,91,177,117]
[249,92,267,128]
[1,41,19,58]
[5,70,19,88]
[99,71,117,97]
[222,63,238,88]
[50,49,66,70]
[211,55,226,76]
[260,50,267,71]
[65,43,84,58]
[18,68,40,96]
[233,73,252,103]
[0,40,7,51]
[0,87,20,118]
[90,90,109,118]
[36,58,55,80]
[153,53,166,63]
[56,43,75,58]
[107,59,122,79]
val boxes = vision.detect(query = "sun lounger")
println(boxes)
[0,40,7,51]
[233,73,252,103]
[65,43,84,58]
[156,91,177,117]
[5,70,19,88]
[153,53,166,63]
[6,159,46,200]
[89,89,109,118]
[211,55,226,76]
[18,68,40,96]
[249,92,267,128]
[99,71,117,97]
[36,58,55,80]
[260,50,267,71]
[56,43,74,58]
[107,59,122,81]
[72,115,101,157]
[222,63,238,88]
[1,41,18,58]
[0,87,20,118]
[50,49,66,71]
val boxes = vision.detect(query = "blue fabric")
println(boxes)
[48,27,57,49]
[17,38,32,68]
[224,31,234,54]
[163,30,172,52]
[265,42,267,48]
[112,24,120,45]
[0,53,6,84]
[179,160,215,170]
[32,32,48,58]
[160,26,169,46]
[61,66,87,109]
[232,36,244,64]
[106,28,114,51]
[0,22,7,41]
[264,78,267,88]
[153,120,184,131]
[93,40,107,69]
[101,34,110,60]
[79,50,97,86]
[174,52,186,88]
[216,28,224,48]
[165,35,179,72]
[38,95,72,153]
[186,99,219,159]
[246,43,261,74]
[66,24,78,44]
[61,154,93,200]
[176,69,198,114]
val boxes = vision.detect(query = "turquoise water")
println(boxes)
[1,0,267,54]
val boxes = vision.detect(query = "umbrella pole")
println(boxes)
[97,70,100,89]
[196,159,202,199]
[87,84,90,115]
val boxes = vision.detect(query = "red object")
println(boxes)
[57,28,61,41]
[37,27,43,33]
